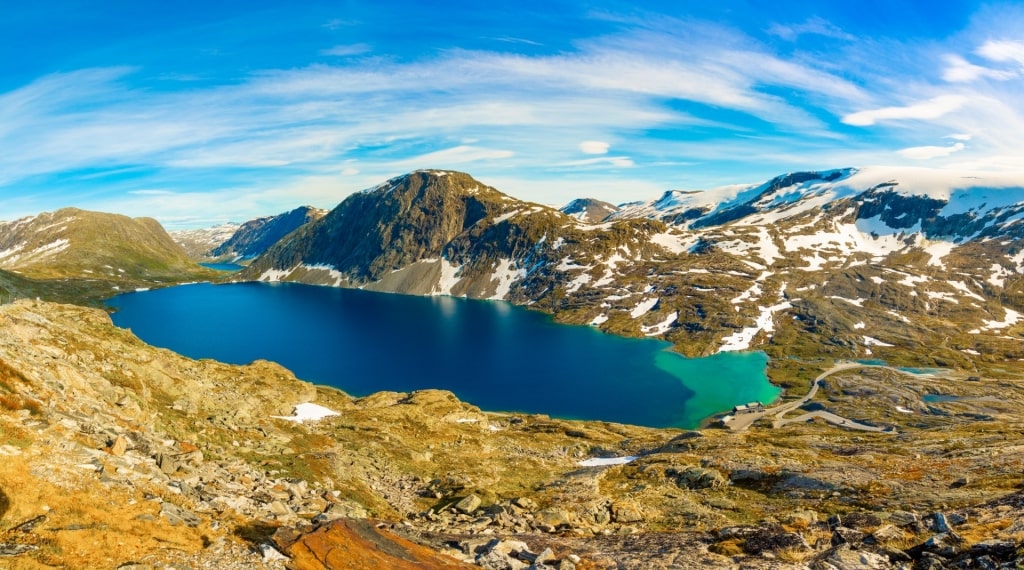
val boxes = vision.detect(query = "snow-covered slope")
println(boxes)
[170,223,240,259]
[240,167,1024,363]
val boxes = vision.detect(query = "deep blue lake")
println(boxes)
[106,282,779,428]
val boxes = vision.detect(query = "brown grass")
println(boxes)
[0,455,219,569]
[776,546,813,563]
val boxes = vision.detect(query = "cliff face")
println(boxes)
[209,206,326,261]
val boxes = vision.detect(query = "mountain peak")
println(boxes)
[560,198,620,224]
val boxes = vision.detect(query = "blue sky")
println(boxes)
[1,1,1023,228]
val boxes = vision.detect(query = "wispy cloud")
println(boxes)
[898,142,966,160]
[978,40,1024,69]
[558,156,634,168]
[320,43,372,57]
[767,17,855,42]
[942,55,1015,82]
[842,95,967,126]
[3,5,1024,226]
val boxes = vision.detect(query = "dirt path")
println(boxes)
[723,362,895,433]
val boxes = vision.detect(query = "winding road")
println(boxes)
[724,362,895,433]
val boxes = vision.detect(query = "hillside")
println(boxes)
[1,301,1024,568]
[0,207,215,302]
[240,168,1024,371]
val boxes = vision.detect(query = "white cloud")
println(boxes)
[341,167,360,175]
[320,43,372,57]
[898,142,966,160]
[942,55,1014,82]
[978,40,1024,67]
[946,133,972,141]
[842,95,967,126]
[580,140,610,154]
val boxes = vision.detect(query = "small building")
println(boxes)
[732,401,765,414]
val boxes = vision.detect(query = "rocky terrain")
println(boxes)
[0,299,1023,569]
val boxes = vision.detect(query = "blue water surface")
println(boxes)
[200,262,245,272]
[106,282,778,428]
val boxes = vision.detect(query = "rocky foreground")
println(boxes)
[0,300,1023,569]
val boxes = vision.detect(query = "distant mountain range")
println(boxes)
[233,167,1024,366]
[170,206,325,262]
[5,167,1024,366]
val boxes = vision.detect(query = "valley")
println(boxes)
[2,167,1024,568]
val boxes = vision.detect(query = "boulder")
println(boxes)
[454,494,482,515]
[534,508,573,530]
[888,511,918,527]
[668,466,726,490]
[814,545,891,570]
[831,527,866,547]
[109,435,128,456]
[868,524,904,544]
[276,518,477,570]
[610,501,644,524]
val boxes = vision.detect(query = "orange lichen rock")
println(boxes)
[276,518,476,570]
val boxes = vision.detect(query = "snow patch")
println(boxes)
[259,267,294,282]
[641,312,678,336]
[578,456,638,467]
[863,336,894,347]
[271,403,340,423]
[630,297,659,318]
[303,263,345,286]
[489,258,524,300]
[924,241,955,268]
[719,300,791,352]
[434,258,463,296]
[983,307,1022,330]
[649,231,692,254]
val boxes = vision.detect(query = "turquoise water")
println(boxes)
[106,282,779,428]
[899,367,940,375]
[922,394,962,403]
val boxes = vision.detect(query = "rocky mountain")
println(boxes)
[207,206,326,262]
[170,222,241,258]
[240,167,1024,369]
[559,197,619,223]
[0,207,213,299]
